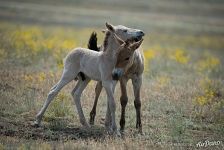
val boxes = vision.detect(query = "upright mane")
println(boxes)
[103,31,111,51]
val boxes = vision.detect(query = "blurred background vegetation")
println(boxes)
[0,0,223,149]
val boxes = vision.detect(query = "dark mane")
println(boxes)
[103,31,111,51]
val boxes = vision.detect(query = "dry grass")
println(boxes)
[0,0,224,149]
[0,21,223,149]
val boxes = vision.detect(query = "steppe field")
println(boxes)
[0,0,224,149]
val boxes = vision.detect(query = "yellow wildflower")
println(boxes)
[24,75,33,82]
[144,49,156,60]
[170,49,189,64]
[38,72,46,82]
[61,40,76,50]
[195,96,207,106]
[196,53,220,71]
[156,76,170,86]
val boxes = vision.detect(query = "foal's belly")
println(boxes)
[83,71,101,81]
[80,58,102,81]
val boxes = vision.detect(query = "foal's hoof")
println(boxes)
[119,129,126,137]
[110,130,121,138]
[33,121,40,128]
[106,129,121,137]
[115,130,121,137]
[89,114,95,125]
[89,119,94,125]
[137,128,143,135]
[84,123,91,129]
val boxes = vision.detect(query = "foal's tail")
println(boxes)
[88,32,100,51]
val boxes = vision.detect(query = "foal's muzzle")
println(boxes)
[132,30,145,42]
[112,68,124,80]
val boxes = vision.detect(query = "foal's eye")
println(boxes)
[125,57,129,60]
[123,29,127,33]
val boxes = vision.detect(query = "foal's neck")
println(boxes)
[103,32,120,59]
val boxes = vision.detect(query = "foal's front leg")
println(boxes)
[132,75,143,133]
[119,77,128,132]
[103,81,119,134]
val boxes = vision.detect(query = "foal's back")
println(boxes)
[65,48,100,63]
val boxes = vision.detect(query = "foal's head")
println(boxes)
[104,22,145,43]
[111,34,143,80]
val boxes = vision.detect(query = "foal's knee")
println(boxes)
[120,95,128,108]
[71,88,81,103]
[47,90,58,100]
[134,99,141,109]
[109,99,116,112]
[71,90,81,99]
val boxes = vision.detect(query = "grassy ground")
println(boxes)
[0,0,224,149]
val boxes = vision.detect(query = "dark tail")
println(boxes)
[88,32,100,51]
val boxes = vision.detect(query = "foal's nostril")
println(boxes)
[139,31,145,36]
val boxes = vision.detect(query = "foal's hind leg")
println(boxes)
[71,78,90,128]
[132,75,143,133]
[89,81,102,125]
[34,68,77,126]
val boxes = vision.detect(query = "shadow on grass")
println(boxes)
[0,114,106,141]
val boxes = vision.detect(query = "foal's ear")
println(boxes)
[129,39,143,51]
[106,22,115,32]
[113,33,125,45]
